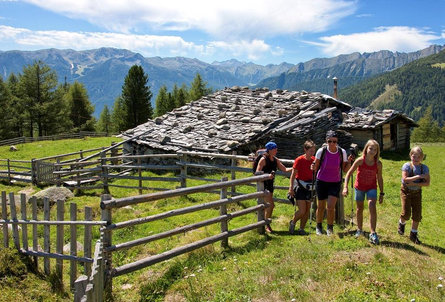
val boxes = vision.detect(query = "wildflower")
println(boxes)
[437,284,443,289]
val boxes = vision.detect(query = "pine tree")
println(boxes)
[97,105,112,134]
[0,77,13,139]
[120,65,153,129]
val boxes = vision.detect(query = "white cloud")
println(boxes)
[313,26,442,55]
[22,0,357,39]
[0,25,277,62]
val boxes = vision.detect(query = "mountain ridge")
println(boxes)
[0,45,443,116]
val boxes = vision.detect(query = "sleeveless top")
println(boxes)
[354,157,378,191]
[261,155,277,174]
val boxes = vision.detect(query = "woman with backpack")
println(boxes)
[342,139,384,244]
[256,141,291,233]
[312,130,354,236]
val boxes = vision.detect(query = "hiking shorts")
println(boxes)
[400,185,422,222]
[355,188,377,201]
[294,186,312,201]
[264,179,275,193]
[316,179,341,200]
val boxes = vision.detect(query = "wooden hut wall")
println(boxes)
[347,129,375,149]
[396,122,411,150]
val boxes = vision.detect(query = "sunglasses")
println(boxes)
[327,140,338,144]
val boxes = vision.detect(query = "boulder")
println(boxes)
[32,186,74,206]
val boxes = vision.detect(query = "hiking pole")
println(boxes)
[309,169,316,227]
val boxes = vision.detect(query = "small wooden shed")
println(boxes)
[339,108,418,151]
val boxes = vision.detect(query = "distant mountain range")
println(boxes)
[0,45,444,116]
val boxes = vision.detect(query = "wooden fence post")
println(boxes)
[7,159,11,183]
[56,200,64,279]
[220,177,228,248]
[180,153,187,188]
[1,191,8,248]
[138,157,142,194]
[31,159,38,185]
[20,194,28,250]
[8,193,20,249]
[43,197,51,275]
[231,151,237,196]
[101,151,110,194]
[101,194,113,300]
[84,207,92,276]
[70,203,77,289]
[336,194,345,226]
[31,196,38,268]
[56,158,61,187]
[256,172,266,234]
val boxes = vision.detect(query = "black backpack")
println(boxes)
[252,149,267,174]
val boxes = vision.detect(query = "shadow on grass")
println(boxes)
[421,243,445,255]
[380,240,429,256]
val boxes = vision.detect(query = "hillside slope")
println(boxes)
[338,50,445,124]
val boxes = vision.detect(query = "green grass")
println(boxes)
[1,141,445,301]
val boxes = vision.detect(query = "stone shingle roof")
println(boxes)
[340,107,418,130]
[121,86,351,153]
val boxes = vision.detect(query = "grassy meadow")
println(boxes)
[0,139,444,302]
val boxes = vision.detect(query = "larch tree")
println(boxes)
[66,81,95,131]
[97,105,112,134]
[18,61,61,137]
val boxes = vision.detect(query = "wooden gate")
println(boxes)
[35,160,57,184]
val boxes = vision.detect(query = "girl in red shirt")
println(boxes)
[288,140,316,235]
[343,139,384,244]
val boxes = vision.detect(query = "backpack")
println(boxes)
[252,149,267,174]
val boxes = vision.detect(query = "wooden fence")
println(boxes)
[99,173,272,298]
[0,191,107,293]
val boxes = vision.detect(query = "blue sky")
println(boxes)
[0,0,444,65]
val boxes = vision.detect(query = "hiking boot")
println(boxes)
[354,229,363,238]
[410,231,422,244]
[265,224,273,233]
[369,232,380,245]
[326,228,334,236]
[316,226,323,235]
[289,220,295,235]
[296,229,309,236]
[398,222,405,235]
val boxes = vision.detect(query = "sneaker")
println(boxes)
[326,228,334,236]
[265,224,273,233]
[398,222,405,235]
[296,229,309,236]
[369,232,380,245]
[289,220,295,235]
[354,229,363,238]
[316,226,323,235]
[410,231,422,244]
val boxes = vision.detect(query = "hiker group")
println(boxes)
[255,130,430,245]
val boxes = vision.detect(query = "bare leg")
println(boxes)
[326,195,338,226]
[368,199,377,233]
[316,199,327,223]
[356,201,364,230]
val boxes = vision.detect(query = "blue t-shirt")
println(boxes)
[401,162,429,190]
